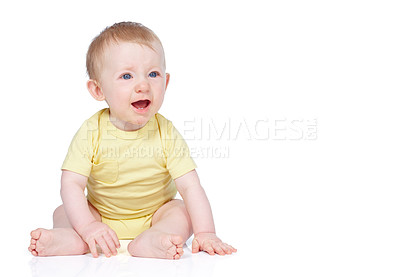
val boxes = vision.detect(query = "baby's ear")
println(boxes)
[87,79,105,101]
[165,73,170,90]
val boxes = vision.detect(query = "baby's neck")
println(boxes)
[109,114,146,132]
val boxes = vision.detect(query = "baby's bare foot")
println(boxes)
[128,230,184,260]
[28,228,88,256]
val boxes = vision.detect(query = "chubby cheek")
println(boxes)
[152,92,165,111]
[106,88,131,107]
[152,83,166,104]
[106,95,123,110]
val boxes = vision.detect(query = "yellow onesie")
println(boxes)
[61,109,196,239]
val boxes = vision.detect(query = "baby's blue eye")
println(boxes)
[149,72,158,78]
[122,73,132,80]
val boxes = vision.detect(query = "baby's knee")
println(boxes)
[168,199,187,213]
[154,199,187,221]
[170,199,185,207]
[52,205,66,221]
[170,200,191,221]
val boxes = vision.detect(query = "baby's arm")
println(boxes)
[61,170,120,257]
[175,170,236,255]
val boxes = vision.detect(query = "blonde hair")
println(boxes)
[86,22,164,81]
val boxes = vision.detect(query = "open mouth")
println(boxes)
[131,100,151,111]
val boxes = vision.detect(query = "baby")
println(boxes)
[28,22,236,259]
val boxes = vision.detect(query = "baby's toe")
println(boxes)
[28,244,38,256]
[28,233,39,255]
[165,245,177,259]
[177,246,184,256]
[31,238,37,246]
[30,229,42,240]
[170,235,183,246]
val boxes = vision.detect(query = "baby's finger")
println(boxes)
[203,242,215,255]
[212,242,225,256]
[220,243,231,254]
[104,233,118,256]
[192,239,200,253]
[226,243,237,253]
[109,229,121,249]
[96,237,111,257]
[221,243,234,254]
[88,239,99,258]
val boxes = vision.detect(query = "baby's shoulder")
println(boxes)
[74,109,106,140]
[83,108,107,129]
[155,113,173,129]
[155,113,177,139]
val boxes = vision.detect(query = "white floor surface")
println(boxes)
[20,238,249,277]
[12,228,400,277]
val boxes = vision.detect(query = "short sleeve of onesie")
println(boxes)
[61,119,97,177]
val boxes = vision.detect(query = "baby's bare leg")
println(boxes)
[28,202,101,256]
[128,199,193,259]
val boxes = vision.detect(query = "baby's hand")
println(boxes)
[78,221,120,258]
[192,233,237,256]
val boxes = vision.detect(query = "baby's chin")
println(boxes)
[120,120,146,131]
[126,114,154,129]
[110,112,151,131]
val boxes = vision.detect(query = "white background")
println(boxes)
[1,0,399,276]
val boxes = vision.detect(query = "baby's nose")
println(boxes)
[135,80,150,93]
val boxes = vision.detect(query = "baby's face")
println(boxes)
[98,41,169,131]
